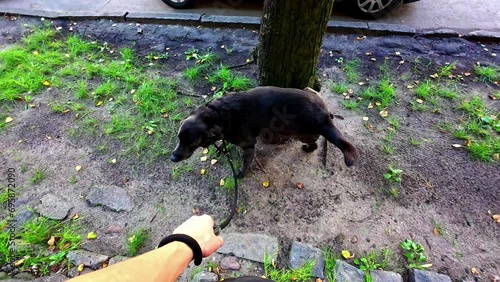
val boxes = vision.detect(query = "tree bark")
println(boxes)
[258,0,334,90]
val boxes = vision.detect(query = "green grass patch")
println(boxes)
[362,79,397,109]
[341,100,360,110]
[127,229,149,256]
[474,65,499,83]
[331,82,349,94]
[437,61,457,78]
[30,168,46,184]
[343,59,360,83]
[264,254,314,282]
[323,248,338,282]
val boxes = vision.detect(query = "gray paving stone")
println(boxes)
[192,271,218,282]
[13,208,34,228]
[66,250,109,269]
[201,15,261,28]
[372,270,403,282]
[420,29,460,38]
[409,269,452,282]
[289,242,325,279]
[327,20,369,33]
[368,22,416,35]
[32,273,68,282]
[35,194,73,220]
[333,260,365,282]
[216,233,279,263]
[109,255,129,265]
[220,256,241,270]
[86,186,133,212]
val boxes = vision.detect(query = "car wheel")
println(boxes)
[349,0,403,19]
[161,0,195,9]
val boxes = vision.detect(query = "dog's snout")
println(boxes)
[170,154,180,162]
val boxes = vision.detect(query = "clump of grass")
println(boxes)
[323,248,338,282]
[362,79,397,109]
[184,66,201,81]
[437,61,457,78]
[415,81,435,100]
[127,229,149,256]
[343,59,360,83]
[208,65,255,95]
[341,100,360,110]
[474,65,499,83]
[30,168,46,184]
[331,82,349,94]
[264,254,314,282]
[354,249,393,282]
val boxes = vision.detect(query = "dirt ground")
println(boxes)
[0,18,499,281]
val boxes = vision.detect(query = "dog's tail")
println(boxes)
[321,125,359,167]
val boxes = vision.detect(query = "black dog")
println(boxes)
[171,86,359,177]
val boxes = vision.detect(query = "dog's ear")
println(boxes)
[208,125,222,140]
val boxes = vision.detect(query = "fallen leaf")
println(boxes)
[365,52,372,56]
[203,148,209,154]
[433,227,439,236]
[263,181,270,188]
[111,158,117,164]
[395,51,401,56]
[147,130,154,135]
[96,101,103,106]
[416,99,424,104]
[430,73,439,79]
[211,86,217,91]
[192,208,200,214]
[493,214,500,223]
[348,89,354,94]
[62,109,70,113]
[72,213,79,220]
[488,95,498,100]
[370,58,377,62]
[407,85,414,89]
[379,110,388,118]
[375,101,382,106]
[368,103,374,109]
[420,264,432,268]
[130,89,136,94]
[77,264,84,272]
[153,56,159,60]
[220,179,225,186]
[47,236,55,246]
[464,72,471,76]
[42,80,51,86]
[200,156,208,162]
[356,36,366,40]
[246,58,251,63]
[296,182,304,190]
[471,267,479,275]
[87,232,97,240]
[5,117,13,123]
[452,144,462,148]
[316,278,323,282]
[200,169,206,175]
[465,139,472,147]
[102,262,108,268]
[399,60,405,65]
[211,159,218,165]
[493,154,500,161]
[358,82,365,86]
[46,135,52,140]
[163,113,169,118]
[362,117,369,121]
[75,165,82,172]
[33,50,39,56]
[341,250,353,259]
[14,258,25,267]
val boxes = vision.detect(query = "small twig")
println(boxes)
[150,212,157,223]
[346,213,373,223]
[227,59,255,70]
[254,156,267,174]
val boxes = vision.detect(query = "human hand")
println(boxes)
[173,215,224,257]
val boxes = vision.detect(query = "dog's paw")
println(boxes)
[302,143,318,153]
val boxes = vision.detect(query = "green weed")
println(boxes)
[30,168,46,184]
[400,239,430,270]
[354,249,392,282]
[331,82,349,94]
[264,254,314,282]
[323,248,338,282]
[362,79,396,109]
[127,229,149,256]
[437,61,457,78]
[343,59,360,83]
[474,65,499,83]
[384,165,402,183]
[341,100,360,110]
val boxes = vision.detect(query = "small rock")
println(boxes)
[66,267,79,278]
[217,233,279,263]
[333,260,365,282]
[409,269,452,282]
[351,235,358,243]
[104,224,123,234]
[220,256,241,270]
[289,242,325,279]
[14,209,34,228]
[86,186,134,212]
[36,194,73,220]
[33,273,69,282]
[14,272,36,280]
[192,271,218,282]
[109,256,129,265]
[1,265,13,273]
[372,270,403,282]
[67,250,109,269]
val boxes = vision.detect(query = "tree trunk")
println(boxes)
[258,0,334,90]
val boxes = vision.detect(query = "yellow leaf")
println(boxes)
[96,101,103,106]
[341,250,353,259]
[407,85,414,89]
[111,158,117,164]
[246,58,251,63]
[420,264,432,268]
[433,227,439,236]
[163,113,169,118]
[77,263,84,272]
[416,99,424,104]
[220,179,225,186]
[367,103,374,109]
[33,51,39,56]
[102,262,108,268]
[200,156,208,162]
[87,232,97,240]
[211,159,218,165]
[62,109,70,113]
[5,116,13,123]
[200,169,206,175]
[358,82,365,86]
[465,139,472,147]
[47,236,55,246]
[430,73,439,79]
[75,165,82,172]
[375,102,382,106]
[203,148,209,154]
[153,56,159,60]
[263,181,270,188]
[147,130,154,135]
[72,213,79,220]
[493,214,500,223]
[379,110,388,118]
[42,80,51,86]
[14,258,25,267]
[348,89,354,94]
[65,53,70,58]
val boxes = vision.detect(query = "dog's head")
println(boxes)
[170,107,222,162]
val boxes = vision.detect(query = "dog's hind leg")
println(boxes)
[320,125,359,167]
[237,146,255,178]
[298,135,320,153]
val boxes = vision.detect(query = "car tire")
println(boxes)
[349,0,403,19]
[161,0,195,9]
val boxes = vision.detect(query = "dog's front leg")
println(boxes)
[237,146,255,178]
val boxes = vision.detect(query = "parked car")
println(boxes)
[161,0,420,19]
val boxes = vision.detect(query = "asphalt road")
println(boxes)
[0,0,499,34]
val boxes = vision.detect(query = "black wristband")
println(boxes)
[158,234,203,266]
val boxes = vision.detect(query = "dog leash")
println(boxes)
[211,140,238,236]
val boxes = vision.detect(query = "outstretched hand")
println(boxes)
[173,215,224,257]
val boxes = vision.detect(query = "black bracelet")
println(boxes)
[158,234,203,266]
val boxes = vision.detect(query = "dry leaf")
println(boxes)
[375,101,382,106]
[356,36,366,40]
[14,258,25,267]
[96,101,103,106]
[147,130,154,135]
[464,72,471,76]
[42,80,51,86]
[316,278,323,282]
[130,89,136,94]
[62,109,70,113]
[493,154,500,161]
[87,232,97,240]
[471,267,479,275]
[72,213,79,220]
[77,264,84,272]
[263,181,270,188]
[296,182,304,190]
[433,227,439,236]
[200,169,206,175]
[416,99,424,104]
[200,156,208,162]
[362,117,369,121]
[465,139,472,147]
[111,159,117,164]
[192,208,200,214]
[210,159,218,165]
[452,144,462,148]
[488,95,498,100]
[33,50,39,56]
[220,179,225,186]
[493,214,500,223]
[163,113,169,118]
[211,86,217,91]
[46,135,52,140]
[75,165,82,172]
[407,85,414,89]
[379,110,388,118]
[430,73,439,79]
[420,264,432,268]
[370,58,377,62]
[365,52,372,56]
[102,262,108,268]
[47,236,55,246]
[368,103,374,109]
[5,117,13,123]
[358,82,365,86]
[348,89,354,94]
[203,148,209,154]
[395,51,401,56]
